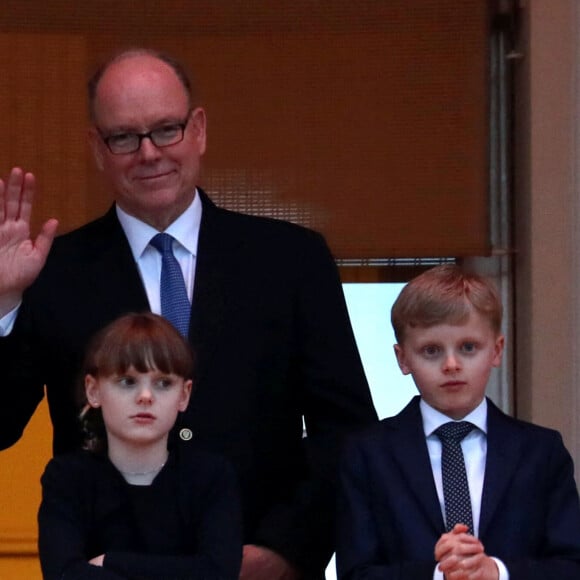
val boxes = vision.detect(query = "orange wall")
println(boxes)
[0,398,51,579]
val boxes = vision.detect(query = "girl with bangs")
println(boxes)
[38,312,242,580]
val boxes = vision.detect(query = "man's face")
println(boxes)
[394,310,504,420]
[89,54,206,230]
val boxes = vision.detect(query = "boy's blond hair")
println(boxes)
[391,264,502,343]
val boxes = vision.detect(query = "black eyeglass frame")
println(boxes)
[97,113,192,155]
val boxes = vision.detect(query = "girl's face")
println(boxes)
[85,366,191,451]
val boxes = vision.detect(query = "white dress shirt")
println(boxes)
[0,302,18,335]
[421,398,509,580]
[116,191,202,313]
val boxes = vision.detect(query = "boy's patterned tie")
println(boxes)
[150,233,191,337]
[435,421,475,535]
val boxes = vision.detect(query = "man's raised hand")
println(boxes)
[0,167,58,316]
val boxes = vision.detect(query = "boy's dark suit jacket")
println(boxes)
[337,396,580,580]
[0,189,377,577]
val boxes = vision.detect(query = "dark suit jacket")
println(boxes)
[0,190,377,577]
[38,447,242,580]
[337,396,580,580]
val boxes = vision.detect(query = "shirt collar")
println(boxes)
[116,190,202,260]
[420,397,488,438]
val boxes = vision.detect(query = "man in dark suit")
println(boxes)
[337,265,580,580]
[0,48,377,580]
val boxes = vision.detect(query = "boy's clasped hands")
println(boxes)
[436,524,499,580]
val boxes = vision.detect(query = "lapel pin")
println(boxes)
[179,428,193,441]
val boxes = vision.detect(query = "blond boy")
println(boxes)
[337,265,580,580]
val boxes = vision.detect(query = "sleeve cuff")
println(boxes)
[0,302,20,336]
[491,556,509,580]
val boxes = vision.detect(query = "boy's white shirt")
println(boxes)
[421,398,509,580]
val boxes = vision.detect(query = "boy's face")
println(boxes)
[394,310,504,420]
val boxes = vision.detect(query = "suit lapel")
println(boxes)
[91,196,235,384]
[389,397,446,535]
[189,191,235,383]
[85,208,150,314]
[388,399,524,540]
[479,399,522,537]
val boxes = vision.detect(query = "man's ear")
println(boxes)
[189,107,207,155]
[88,128,105,171]
[85,374,101,407]
[394,344,411,375]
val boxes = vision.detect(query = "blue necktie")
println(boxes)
[435,421,475,535]
[150,233,191,337]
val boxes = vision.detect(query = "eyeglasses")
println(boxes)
[99,114,191,155]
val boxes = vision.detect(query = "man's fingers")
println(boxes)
[34,219,59,259]
[0,168,36,223]
[18,171,36,224]
[4,167,25,221]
